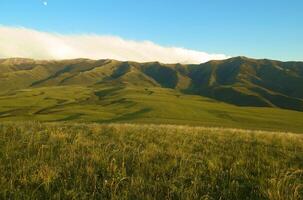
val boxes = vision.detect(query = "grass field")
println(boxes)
[0,122,302,199]
[1,85,303,133]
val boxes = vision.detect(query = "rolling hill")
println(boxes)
[0,57,303,132]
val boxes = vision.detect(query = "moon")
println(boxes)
[43,1,48,6]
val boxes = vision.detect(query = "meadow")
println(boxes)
[1,85,303,133]
[0,122,302,199]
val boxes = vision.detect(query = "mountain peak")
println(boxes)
[229,56,252,62]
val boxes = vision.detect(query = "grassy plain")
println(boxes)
[0,122,302,199]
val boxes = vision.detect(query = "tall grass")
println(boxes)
[0,122,302,199]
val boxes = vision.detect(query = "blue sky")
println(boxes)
[1,0,303,61]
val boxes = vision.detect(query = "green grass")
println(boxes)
[0,122,302,199]
[0,85,303,132]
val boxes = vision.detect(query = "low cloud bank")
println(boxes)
[0,26,229,64]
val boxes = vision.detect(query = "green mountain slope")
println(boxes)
[0,85,303,132]
[1,57,303,110]
[0,57,303,132]
[187,57,303,110]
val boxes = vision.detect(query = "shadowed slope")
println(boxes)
[187,57,303,110]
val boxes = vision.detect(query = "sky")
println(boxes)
[0,0,302,63]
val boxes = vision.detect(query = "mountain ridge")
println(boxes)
[1,56,303,111]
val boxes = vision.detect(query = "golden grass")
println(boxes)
[0,122,302,199]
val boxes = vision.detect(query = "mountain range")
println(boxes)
[0,56,303,132]
[1,56,303,110]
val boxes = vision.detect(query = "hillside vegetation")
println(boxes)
[0,122,302,199]
[0,57,303,132]
[1,85,303,132]
[1,57,303,111]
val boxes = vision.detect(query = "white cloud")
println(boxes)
[0,26,229,64]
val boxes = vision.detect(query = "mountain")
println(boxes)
[0,57,303,132]
[1,56,303,111]
[187,56,303,111]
